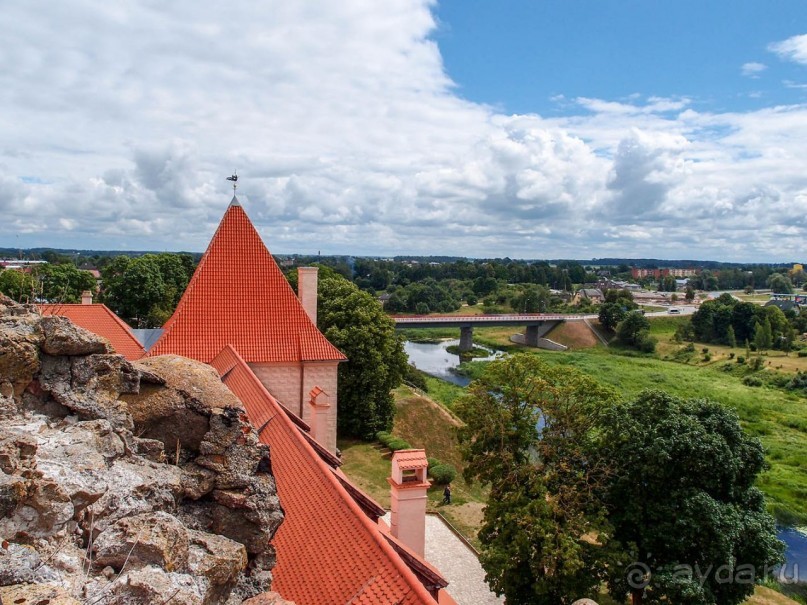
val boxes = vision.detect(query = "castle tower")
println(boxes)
[149,196,346,452]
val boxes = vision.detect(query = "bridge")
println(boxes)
[391,314,586,352]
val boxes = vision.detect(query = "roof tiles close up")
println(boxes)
[149,200,345,364]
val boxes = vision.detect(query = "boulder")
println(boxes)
[40,315,112,356]
[124,355,243,453]
[187,528,248,588]
[106,565,207,605]
[94,511,190,572]
[0,299,286,603]
[0,312,41,395]
[0,475,74,539]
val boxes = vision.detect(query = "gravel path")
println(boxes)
[383,513,504,605]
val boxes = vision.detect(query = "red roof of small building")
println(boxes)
[394,449,429,470]
[210,345,439,605]
[149,199,345,364]
[38,304,145,360]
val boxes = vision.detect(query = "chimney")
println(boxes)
[81,290,93,305]
[307,386,331,449]
[297,267,318,325]
[388,449,430,557]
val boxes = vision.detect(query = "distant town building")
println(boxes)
[631,267,698,279]
[573,288,604,305]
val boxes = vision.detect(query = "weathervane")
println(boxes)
[226,171,238,194]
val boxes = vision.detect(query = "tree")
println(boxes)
[102,256,166,327]
[617,311,650,346]
[599,302,627,332]
[34,264,96,303]
[0,269,36,302]
[767,273,793,294]
[456,355,621,604]
[101,253,195,327]
[316,272,408,439]
[601,391,784,605]
[753,318,773,352]
[685,286,696,302]
[510,285,549,313]
[726,325,737,348]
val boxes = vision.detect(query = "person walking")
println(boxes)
[442,484,451,505]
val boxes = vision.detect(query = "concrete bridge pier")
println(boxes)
[523,321,557,347]
[524,324,540,347]
[459,325,474,352]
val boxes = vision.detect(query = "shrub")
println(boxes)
[751,356,765,371]
[728,352,735,359]
[684,342,696,353]
[737,356,745,364]
[636,331,657,353]
[376,431,392,446]
[404,364,428,391]
[743,376,763,387]
[702,347,709,354]
[387,438,412,451]
[427,457,441,470]
[798,350,807,358]
[702,353,712,362]
[429,464,457,484]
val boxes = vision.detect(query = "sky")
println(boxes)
[2,1,807,262]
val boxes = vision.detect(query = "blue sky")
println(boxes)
[435,1,807,115]
[2,1,807,262]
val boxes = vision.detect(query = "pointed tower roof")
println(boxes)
[149,199,345,364]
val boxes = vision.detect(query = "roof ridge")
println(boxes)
[212,344,437,605]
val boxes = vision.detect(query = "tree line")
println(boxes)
[687,293,805,352]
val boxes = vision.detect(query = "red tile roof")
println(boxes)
[38,304,145,360]
[395,450,429,470]
[210,345,439,605]
[149,199,345,364]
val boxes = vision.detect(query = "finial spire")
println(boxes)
[226,171,238,194]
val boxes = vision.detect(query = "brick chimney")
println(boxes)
[388,449,430,557]
[307,386,332,450]
[297,267,318,325]
[81,290,93,305]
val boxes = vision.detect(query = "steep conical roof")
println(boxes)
[149,199,345,364]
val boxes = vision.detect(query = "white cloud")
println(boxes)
[741,62,767,78]
[769,34,807,65]
[0,1,805,261]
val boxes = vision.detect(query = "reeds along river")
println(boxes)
[403,339,807,584]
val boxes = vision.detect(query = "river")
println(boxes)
[403,339,807,583]
[403,338,503,387]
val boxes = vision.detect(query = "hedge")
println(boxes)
[429,464,457,484]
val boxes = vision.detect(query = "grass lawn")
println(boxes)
[339,384,489,549]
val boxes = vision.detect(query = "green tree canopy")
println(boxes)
[0,269,37,302]
[101,253,195,327]
[456,355,621,604]
[767,273,794,294]
[34,264,97,303]
[599,302,628,332]
[601,391,784,605]
[315,271,408,439]
[616,311,650,346]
